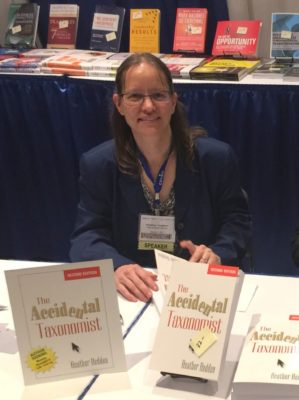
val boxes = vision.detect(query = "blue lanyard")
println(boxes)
[139,152,170,213]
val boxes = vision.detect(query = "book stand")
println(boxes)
[160,371,208,383]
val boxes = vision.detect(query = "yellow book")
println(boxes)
[129,9,160,53]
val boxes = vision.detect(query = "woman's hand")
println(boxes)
[180,240,221,264]
[115,264,158,302]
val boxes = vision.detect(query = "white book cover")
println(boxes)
[150,257,244,382]
[5,259,126,385]
[233,314,299,398]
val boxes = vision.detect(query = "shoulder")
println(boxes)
[192,136,239,177]
[194,136,233,157]
[80,139,117,171]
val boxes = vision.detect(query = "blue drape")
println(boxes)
[1,74,299,276]
[34,0,229,54]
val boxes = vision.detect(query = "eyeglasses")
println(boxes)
[120,91,172,105]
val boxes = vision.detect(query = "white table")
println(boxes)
[1,260,299,399]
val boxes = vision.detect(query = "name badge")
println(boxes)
[138,214,175,252]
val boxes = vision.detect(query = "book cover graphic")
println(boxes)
[5,260,126,385]
[150,261,244,381]
[233,315,299,396]
[271,13,299,58]
[129,9,161,53]
[90,5,125,52]
[190,58,260,81]
[47,4,79,49]
[4,3,40,48]
[212,20,262,56]
[41,50,113,70]
[173,8,208,53]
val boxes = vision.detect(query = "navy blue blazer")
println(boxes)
[70,137,251,268]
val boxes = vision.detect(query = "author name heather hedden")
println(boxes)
[71,356,108,368]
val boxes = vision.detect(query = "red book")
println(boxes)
[47,4,79,49]
[212,20,262,57]
[173,8,208,54]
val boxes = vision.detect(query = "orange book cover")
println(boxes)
[173,8,208,53]
[129,9,160,53]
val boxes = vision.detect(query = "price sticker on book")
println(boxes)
[132,10,142,19]
[12,25,22,34]
[59,20,69,29]
[189,328,218,358]
[281,30,292,39]
[237,26,248,35]
[106,32,116,42]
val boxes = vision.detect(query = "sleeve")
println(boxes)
[207,142,252,268]
[69,151,134,269]
[291,227,299,266]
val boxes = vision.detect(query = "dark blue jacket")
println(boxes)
[70,137,251,268]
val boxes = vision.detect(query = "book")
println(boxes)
[190,58,261,81]
[150,252,244,382]
[283,65,299,81]
[232,314,299,399]
[4,3,40,49]
[90,5,125,52]
[212,20,262,57]
[162,56,205,79]
[0,57,43,73]
[251,59,292,79]
[19,48,70,59]
[129,9,161,53]
[47,4,79,49]
[5,259,126,384]
[271,13,299,59]
[41,50,114,70]
[173,8,208,54]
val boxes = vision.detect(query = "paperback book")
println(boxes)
[150,253,244,382]
[212,20,262,57]
[0,57,43,73]
[129,9,161,53]
[5,259,126,385]
[232,314,299,399]
[41,50,114,70]
[190,58,261,81]
[47,4,79,49]
[283,65,299,81]
[90,5,125,52]
[173,8,208,54]
[251,59,292,79]
[4,3,40,49]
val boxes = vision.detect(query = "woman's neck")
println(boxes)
[137,139,172,179]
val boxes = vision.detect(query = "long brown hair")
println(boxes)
[110,52,205,175]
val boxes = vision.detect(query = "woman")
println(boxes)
[70,53,251,302]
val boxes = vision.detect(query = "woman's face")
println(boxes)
[113,62,177,142]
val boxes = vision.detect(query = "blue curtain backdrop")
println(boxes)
[0,74,299,276]
[34,0,229,54]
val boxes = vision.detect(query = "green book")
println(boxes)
[4,3,40,48]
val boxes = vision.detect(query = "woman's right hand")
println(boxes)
[115,264,158,302]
